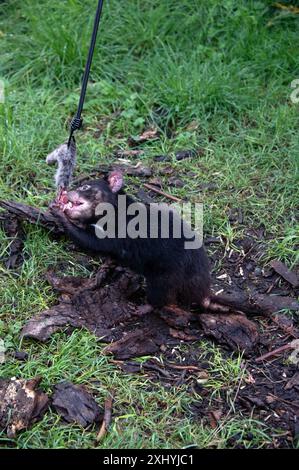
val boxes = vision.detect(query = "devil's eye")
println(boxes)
[80,184,91,191]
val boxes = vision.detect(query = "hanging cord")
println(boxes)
[67,0,104,147]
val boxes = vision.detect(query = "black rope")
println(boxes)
[68,0,104,147]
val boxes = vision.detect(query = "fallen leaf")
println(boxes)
[209,409,223,429]
[128,128,159,146]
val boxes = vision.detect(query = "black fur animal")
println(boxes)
[50,171,255,313]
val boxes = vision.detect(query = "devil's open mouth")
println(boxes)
[63,201,83,210]
[58,191,84,212]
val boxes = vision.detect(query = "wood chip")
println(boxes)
[270,260,298,287]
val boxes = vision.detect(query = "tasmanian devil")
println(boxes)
[50,171,255,314]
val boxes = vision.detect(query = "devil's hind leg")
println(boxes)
[146,275,176,308]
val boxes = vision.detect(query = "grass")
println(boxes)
[0,0,298,448]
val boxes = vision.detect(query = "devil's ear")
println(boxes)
[107,170,123,193]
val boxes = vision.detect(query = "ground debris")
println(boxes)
[175,149,199,160]
[143,183,181,202]
[0,377,49,438]
[237,361,299,441]
[45,269,102,295]
[250,293,299,314]
[52,381,103,427]
[114,149,145,159]
[13,351,29,362]
[119,163,152,177]
[136,189,156,204]
[116,357,207,384]
[160,305,195,329]
[168,176,185,188]
[21,263,263,357]
[72,162,152,184]
[255,342,296,363]
[0,200,64,235]
[21,266,142,343]
[2,198,298,360]
[153,155,170,162]
[198,313,259,352]
[285,372,299,391]
[128,128,159,146]
[96,391,114,442]
[2,196,299,446]
[104,328,163,360]
[208,409,223,429]
[0,214,25,269]
[270,260,298,287]
[20,264,175,356]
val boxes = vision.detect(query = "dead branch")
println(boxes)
[0,200,64,235]
[256,343,293,363]
[96,391,114,442]
[144,184,182,202]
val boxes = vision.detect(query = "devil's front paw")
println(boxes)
[49,202,68,222]
[49,199,59,210]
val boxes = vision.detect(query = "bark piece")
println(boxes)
[153,155,170,162]
[136,189,155,204]
[169,328,199,342]
[52,381,102,427]
[285,372,299,391]
[160,306,195,329]
[0,200,64,235]
[0,377,49,438]
[157,166,176,176]
[21,264,263,357]
[104,328,162,360]
[1,214,25,268]
[21,267,142,343]
[250,293,299,313]
[168,177,184,188]
[270,260,298,287]
[198,313,259,352]
[13,351,29,361]
[46,269,104,295]
[175,149,197,160]
[240,395,265,408]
